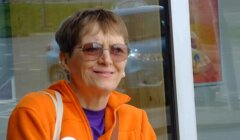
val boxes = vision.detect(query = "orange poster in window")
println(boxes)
[189,0,222,85]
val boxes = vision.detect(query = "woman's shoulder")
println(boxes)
[15,90,56,112]
[119,103,141,111]
[8,90,57,136]
[117,104,152,131]
[118,104,146,118]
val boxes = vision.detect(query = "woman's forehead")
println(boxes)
[81,23,124,40]
[82,31,125,45]
[84,22,122,35]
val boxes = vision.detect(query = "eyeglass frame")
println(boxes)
[74,42,131,62]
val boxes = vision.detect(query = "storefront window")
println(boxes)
[0,0,177,139]
[190,0,240,139]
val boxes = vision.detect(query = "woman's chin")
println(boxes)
[94,83,117,93]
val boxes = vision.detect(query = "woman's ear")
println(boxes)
[59,52,70,72]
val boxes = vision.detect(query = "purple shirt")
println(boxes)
[83,108,105,140]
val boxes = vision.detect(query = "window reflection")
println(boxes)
[190,0,240,139]
[0,1,174,139]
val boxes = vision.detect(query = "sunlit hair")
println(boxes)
[55,8,129,56]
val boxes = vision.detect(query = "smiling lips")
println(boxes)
[93,70,114,77]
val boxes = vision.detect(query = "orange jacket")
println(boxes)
[7,80,156,140]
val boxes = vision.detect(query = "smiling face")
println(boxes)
[62,24,128,94]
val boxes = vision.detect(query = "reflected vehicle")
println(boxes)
[126,37,164,88]
[47,5,166,88]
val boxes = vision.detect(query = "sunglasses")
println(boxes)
[76,42,130,62]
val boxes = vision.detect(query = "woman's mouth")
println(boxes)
[93,70,114,77]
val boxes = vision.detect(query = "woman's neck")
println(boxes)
[77,91,110,111]
[69,81,110,111]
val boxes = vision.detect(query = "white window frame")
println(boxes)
[170,0,198,140]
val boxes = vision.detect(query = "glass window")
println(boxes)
[189,0,240,139]
[0,0,177,140]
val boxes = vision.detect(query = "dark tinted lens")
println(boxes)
[110,44,129,61]
[111,44,129,55]
[82,43,102,56]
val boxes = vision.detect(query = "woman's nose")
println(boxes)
[98,49,113,65]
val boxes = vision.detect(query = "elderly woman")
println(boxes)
[7,9,156,140]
